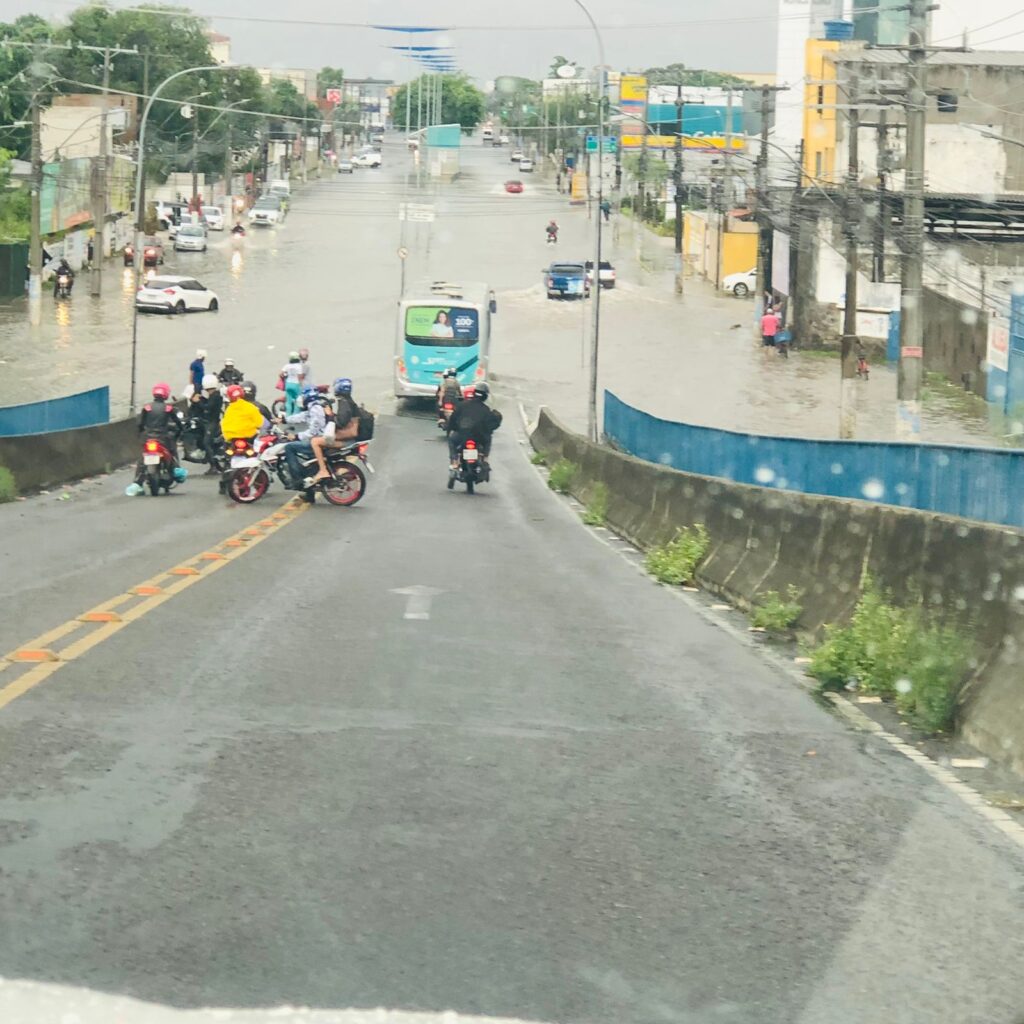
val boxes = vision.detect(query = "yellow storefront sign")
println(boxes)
[619,75,647,103]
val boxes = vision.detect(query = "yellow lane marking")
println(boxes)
[0,499,307,713]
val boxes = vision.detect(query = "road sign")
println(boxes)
[585,135,616,153]
[399,203,436,223]
[326,88,341,103]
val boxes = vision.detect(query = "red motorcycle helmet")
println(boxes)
[152,382,171,400]
[225,384,245,401]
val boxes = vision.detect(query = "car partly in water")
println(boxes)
[544,262,590,300]
[248,196,283,227]
[201,206,225,230]
[505,180,524,194]
[722,267,756,297]
[174,224,207,252]
[585,259,617,289]
[136,275,219,314]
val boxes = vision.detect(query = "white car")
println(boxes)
[136,275,219,314]
[518,158,535,173]
[511,149,524,162]
[723,267,757,297]
[337,158,354,173]
[352,151,382,168]
[499,134,510,145]
[201,206,224,230]
[248,197,283,226]
[174,224,207,252]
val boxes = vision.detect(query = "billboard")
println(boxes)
[405,305,479,344]
[619,74,648,150]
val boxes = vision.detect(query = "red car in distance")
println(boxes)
[504,180,524,194]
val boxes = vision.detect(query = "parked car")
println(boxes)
[136,275,219,314]
[123,236,164,267]
[544,261,590,300]
[498,134,510,146]
[505,180,524,194]
[723,267,756,297]
[585,259,617,289]
[518,158,535,173]
[201,206,225,231]
[248,196,283,227]
[337,158,354,173]
[154,200,188,232]
[353,150,382,168]
[511,149,524,163]
[174,224,208,252]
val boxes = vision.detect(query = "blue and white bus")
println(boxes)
[394,281,497,398]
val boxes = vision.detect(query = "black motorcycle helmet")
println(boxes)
[241,380,257,401]
[473,381,490,401]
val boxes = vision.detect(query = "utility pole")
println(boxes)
[417,74,423,133]
[897,0,928,439]
[191,111,200,211]
[754,86,773,339]
[28,91,42,328]
[673,84,684,296]
[723,88,734,212]
[223,121,233,210]
[873,109,888,281]
[840,67,861,439]
[587,65,607,443]
[90,48,111,297]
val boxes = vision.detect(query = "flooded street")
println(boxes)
[0,138,1001,446]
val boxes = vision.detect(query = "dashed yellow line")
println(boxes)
[0,498,307,712]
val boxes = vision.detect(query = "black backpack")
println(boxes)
[354,403,375,441]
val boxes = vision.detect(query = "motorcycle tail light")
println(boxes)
[145,440,159,452]
[444,403,453,411]
[357,443,368,455]
[465,440,477,450]
[145,248,155,256]
[233,438,249,451]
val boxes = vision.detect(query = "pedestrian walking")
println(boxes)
[760,309,780,348]
[281,351,305,416]
[189,349,207,391]
[600,199,611,223]
[556,172,563,193]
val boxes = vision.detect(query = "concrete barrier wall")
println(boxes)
[532,408,1024,776]
[0,417,138,493]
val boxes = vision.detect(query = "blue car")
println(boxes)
[545,261,590,300]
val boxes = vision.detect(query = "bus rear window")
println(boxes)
[405,305,479,346]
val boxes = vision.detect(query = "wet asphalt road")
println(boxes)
[0,138,1022,1022]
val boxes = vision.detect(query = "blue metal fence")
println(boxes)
[604,390,1024,528]
[0,387,110,437]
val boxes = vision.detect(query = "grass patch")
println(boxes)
[752,585,803,633]
[530,450,548,466]
[581,483,608,526]
[807,576,974,732]
[644,524,710,585]
[0,465,16,503]
[547,458,578,494]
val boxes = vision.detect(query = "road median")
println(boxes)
[531,406,1024,778]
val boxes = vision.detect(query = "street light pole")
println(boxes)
[571,0,607,443]
[130,64,224,413]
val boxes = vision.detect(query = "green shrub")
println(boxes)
[808,577,973,731]
[547,458,578,494]
[582,482,608,526]
[0,465,16,503]
[530,450,548,466]
[752,585,803,633]
[644,524,710,585]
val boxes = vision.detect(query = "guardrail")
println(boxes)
[0,386,110,437]
[603,390,1024,529]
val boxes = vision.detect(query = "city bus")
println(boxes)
[395,281,497,398]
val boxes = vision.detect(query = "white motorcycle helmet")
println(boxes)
[202,373,219,390]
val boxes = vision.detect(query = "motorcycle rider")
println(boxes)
[126,383,185,495]
[53,257,74,296]
[200,372,224,471]
[435,367,462,423]
[278,385,328,489]
[217,358,244,386]
[447,380,501,470]
[220,383,265,441]
[241,381,273,430]
[546,220,558,243]
[231,222,246,236]
[309,377,361,483]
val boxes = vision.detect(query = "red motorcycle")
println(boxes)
[140,437,182,495]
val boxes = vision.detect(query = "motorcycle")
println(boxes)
[54,273,73,299]
[224,429,372,507]
[546,230,557,245]
[180,416,227,472]
[448,438,490,495]
[140,437,185,495]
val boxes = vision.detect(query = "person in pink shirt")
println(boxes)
[761,307,780,347]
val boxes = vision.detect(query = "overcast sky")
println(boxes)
[7,0,1024,83]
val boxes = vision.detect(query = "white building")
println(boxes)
[205,31,231,65]
[256,68,318,101]
[41,103,126,162]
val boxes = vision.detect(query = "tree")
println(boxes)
[391,74,485,132]
[548,56,578,76]
[317,66,344,98]
[0,14,55,158]
[643,63,747,87]
[0,148,30,241]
